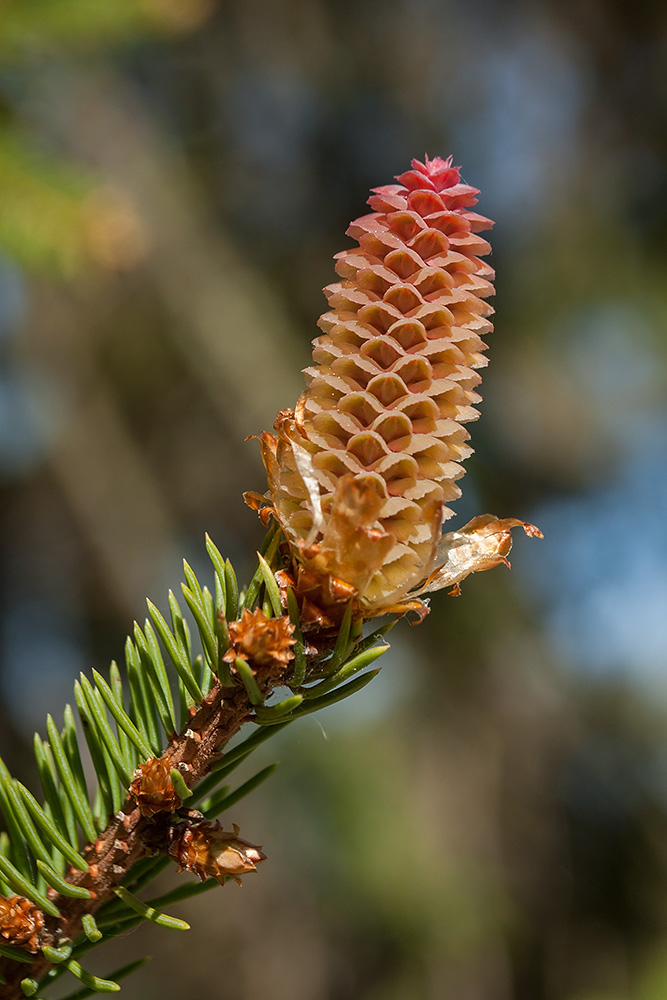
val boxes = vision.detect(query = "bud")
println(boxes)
[255,156,540,621]
[130,756,181,818]
[0,895,45,953]
[170,820,266,886]
[223,607,295,672]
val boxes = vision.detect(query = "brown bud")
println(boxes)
[0,895,45,953]
[129,756,181,818]
[170,820,266,886]
[223,607,295,672]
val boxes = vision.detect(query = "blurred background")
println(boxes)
[0,1,666,998]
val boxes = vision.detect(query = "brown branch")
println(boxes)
[0,663,279,997]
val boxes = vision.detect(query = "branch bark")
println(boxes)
[0,665,278,997]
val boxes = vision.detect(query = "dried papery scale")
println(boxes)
[253,155,540,628]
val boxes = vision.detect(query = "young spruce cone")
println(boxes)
[251,156,540,626]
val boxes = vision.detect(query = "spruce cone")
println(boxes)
[253,156,540,622]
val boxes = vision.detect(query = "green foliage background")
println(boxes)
[1,1,667,998]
